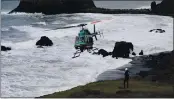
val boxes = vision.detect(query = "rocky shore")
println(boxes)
[37,50,174,98]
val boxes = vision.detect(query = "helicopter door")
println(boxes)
[89,37,93,44]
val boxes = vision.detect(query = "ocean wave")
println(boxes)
[1,11,43,16]
[51,21,67,25]
[31,22,47,26]
[1,27,10,32]
[135,6,150,9]
[1,26,20,32]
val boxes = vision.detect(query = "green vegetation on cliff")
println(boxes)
[38,78,174,98]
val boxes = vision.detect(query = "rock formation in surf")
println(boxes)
[97,49,112,57]
[36,36,53,47]
[151,0,174,14]
[149,29,165,33]
[1,45,11,51]
[139,50,144,56]
[132,52,136,56]
[9,0,96,14]
[112,41,134,58]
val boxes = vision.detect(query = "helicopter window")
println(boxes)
[80,37,85,42]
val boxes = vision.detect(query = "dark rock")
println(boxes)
[151,1,157,12]
[149,29,165,33]
[108,52,112,55]
[157,29,165,33]
[151,0,174,14]
[1,45,11,51]
[149,29,154,32]
[98,49,110,57]
[139,50,144,55]
[112,41,134,58]
[132,52,136,56]
[9,0,96,14]
[156,29,162,31]
[36,36,53,47]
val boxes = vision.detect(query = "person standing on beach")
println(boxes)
[124,68,129,88]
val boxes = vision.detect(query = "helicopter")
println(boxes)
[46,20,104,58]
[72,22,103,58]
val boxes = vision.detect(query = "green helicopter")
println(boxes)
[73,23,103,58]
[46,20,104,58]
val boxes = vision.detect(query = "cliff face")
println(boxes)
[9,0,96,14]
[151,0,174,14]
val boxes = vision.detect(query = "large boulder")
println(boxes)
[132,52,136,56]
[9,0,96,14]
[112,41,134,58]
[36,36,53,47]
[1,46,11,51]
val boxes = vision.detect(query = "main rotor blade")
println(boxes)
[46,18,112,31]
[53,25,79,30]
[45,25,78,31]
[91,20,101,24]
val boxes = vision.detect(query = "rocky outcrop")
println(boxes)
[132,52,136,56]
[151,0,174,14]
[97,49,112,57]
[36,36,53,47]
[149,29,165,33]
[112,41,134,58]
[1,46,11,51]
[151,1,157,12]
[9,0,96,14]
[139,50,144,56]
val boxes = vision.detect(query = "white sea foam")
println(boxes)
[1,11,43,17]
[135,6,150,9]
[33,22,47,26]
[1,27,10,32]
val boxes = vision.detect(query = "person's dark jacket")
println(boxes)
[124,70,129,80]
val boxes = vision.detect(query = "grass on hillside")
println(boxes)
[38,51,174,98]
[38,78,174,98]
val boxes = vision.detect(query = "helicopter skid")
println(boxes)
[72,47,99,58]
[72,50,81,58]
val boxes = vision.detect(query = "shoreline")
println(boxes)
[37,50,174,98]
[96,51,171,81]
[9,7,174,17]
